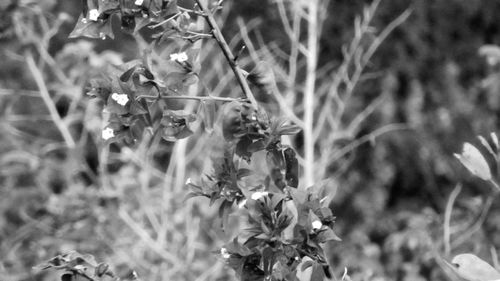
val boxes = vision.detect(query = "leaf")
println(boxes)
[262,247,275,276]
[316,228,341,243]
[310,263,327,281]
[219,200,233,229]
[237,168,253,179]
[267,150,286,190]
[278,124,301,136]
[61,273,74,281]
[301,260,314,271]
[120,65,139,82]
[69,15,114,39]
[284,147,299,188]
[236,136,253,161]
[121,14,136,33]
[199,99,216,133]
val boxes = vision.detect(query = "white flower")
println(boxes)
[251,191,268,200]
[311,220,323,230]
[220,248,230,259]
[185,178,193,185]
[169,52,188,63]
[238,199,247,209]
[454,142,492,181]
[135,0,144,5]
[102,127,115,140]
[111,93,129,106]
[88,9,100,21]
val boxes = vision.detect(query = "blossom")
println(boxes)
[220,248,230,259]
[312,220,323,230]
[185,178,193,185]
[135,0,144,5]
[111,93,129,106]
[251,191,268,200]
[169,52,188,63]
[454,142,492,181]
[102,127,115,140]
[88,9,100,21]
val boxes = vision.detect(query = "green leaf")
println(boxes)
[262,247,275,276]
[237,168,253,179]
[61,273,74,281]
[310,263,327,281]
[69,15,114,39]
[284,147,299,188]
[199,100,216,133]
[316,228,341,243]
[278,124,301,136]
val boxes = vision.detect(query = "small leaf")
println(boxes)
[61,273,74,281]
[316,228,341,243]
[120,66,139,82]
[237,168,253,179]
[199,100,216,133]
[69,15,114,39]
[301,260,314,271]
[278,124,302,136]
[284,147,299,188]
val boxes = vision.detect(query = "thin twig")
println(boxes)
[25,51,76,149]
[329,123,410,162]
[136,94,244,102]
[444,184,462,256]
[452,196,494,247]
[303,0,320,187]
[194,0,258,107]
[118,208,180,266]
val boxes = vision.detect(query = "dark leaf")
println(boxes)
[262,247,274,276]
[236,136,253,161]
[120,66,139,82]
[60,273,74,281]
[248,140,266,152]
[284,147,299,188]
[310,263,327,281]
[121,14,136,33]
[316,228,341,243]
[69,15,114,39]
[237,168,253,179]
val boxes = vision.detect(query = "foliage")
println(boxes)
[29,0,340,280]
[3,0,500,281]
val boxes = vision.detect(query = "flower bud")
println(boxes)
[454,142,492,181]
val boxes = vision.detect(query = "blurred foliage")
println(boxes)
[2,0,500,281]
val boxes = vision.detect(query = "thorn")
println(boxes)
[234,45,246,62]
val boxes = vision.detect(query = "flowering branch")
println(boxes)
[194,0,258,108]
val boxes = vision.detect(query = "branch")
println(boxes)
[136,94,244,102]
[443,184,461,256]
[194,0,258,108]
[25,51,76,149]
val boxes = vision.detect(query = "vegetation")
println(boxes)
[2,0,500,281]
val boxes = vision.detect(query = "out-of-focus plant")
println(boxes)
[442,45,500,277]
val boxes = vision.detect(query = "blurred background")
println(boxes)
[2,0,500,280]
